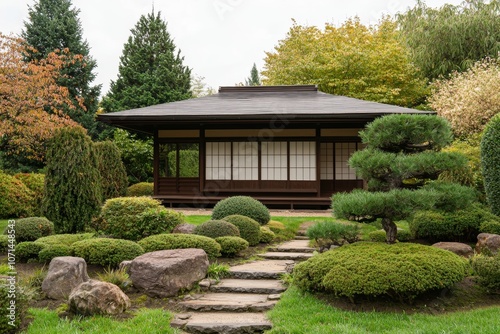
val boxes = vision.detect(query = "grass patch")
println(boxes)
[24,308,178,334]
[183,215,211,225]
[267,286,500,334]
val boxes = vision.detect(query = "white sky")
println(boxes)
[1,0,463,97]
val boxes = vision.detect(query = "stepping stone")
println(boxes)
[210,279,286,294]
[229,260,292,279]
[171,312,272,334]
[179,293,277,312]
[271,239,316,253]
[294,236,309,240]
[259,252,314,261]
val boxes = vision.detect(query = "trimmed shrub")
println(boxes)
[16,242,46,262]
[38,244,72,263]
[471,254,500,292]
[212,196,270,225]
[0,235,8,253]
[223,215,261,246]
[0,172,34,218]
[94,141,128,200]
[138,233,221,259]
[71,238,144,267]
[368,229,412,242]
[480,221,500,235]
[259,227,275,243]
[127,182,154,197]
[410,204,498,242]
[266,220,286,234]
[294,242,468,302]
[306,221,359,247]
[194,220,240,239]
[43,126,102,233]
[482,114,500,215]
[13,173,45,216]
[1,278,28,333]
[96,197,182,241]
[34,233,94,246]
[5,217,54,242]
[215,236,249,257]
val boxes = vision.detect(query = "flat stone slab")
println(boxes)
[171,312,272,334]
[229,260,292,279]
[179,293,277,312]
[210,279,286,294]
[294,236,309,240]
[271,239,315,253]
[259,252,314,260]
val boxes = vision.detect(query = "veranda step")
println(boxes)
[179,293,277,312]
[210,279,286,294]
[171,312,272,334]
[229,260,292,279]
[270,239,316,253]
[259,252,314,261]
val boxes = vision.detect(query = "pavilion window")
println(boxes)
[290,141,316,181]
[232,142,258,180]
[261,141,287,180]
[206,142,231,180]
[159,143,199,178]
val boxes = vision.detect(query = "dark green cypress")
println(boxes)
[94,141,128,200]
[481,114,500,215]
[245,63,261,86]
[42,127,102,233]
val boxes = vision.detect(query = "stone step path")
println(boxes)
[172,236,316,334]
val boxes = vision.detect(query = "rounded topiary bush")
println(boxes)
[14,173,45,216]
[5,217,54,242]
[97,197,182,241]
[194,220,240,239]
[38,244,72,263]
[223,215,261,246]
[294,242,468,302]
[266,220,286,234]
[480,221,500,235]
[138,233,221,259]
[471,254,500,292]
[259,226,275,243]
[15,242,46,262]
[127,182,154,197]
[0,236,8,253]
[0,172,34,218]
[35,233,94,246]
[212,196,270,225]
[215,236,249,257]
[71,238,144,267]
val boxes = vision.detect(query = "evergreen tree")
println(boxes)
[94,141,128,200]
[42,126,102,233]
[333,115,475,243]
[245,63,261,86]
[481,114,500,216]
[101,10,192,112]
[22,0,101,138]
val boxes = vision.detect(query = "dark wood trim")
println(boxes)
[153,130,159,196]
[230,142,234,181]
[286,141,290,182]
[258,142,262,181]
[316,128,321,197]
[199,129,205,193]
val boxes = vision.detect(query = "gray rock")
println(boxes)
[268,294,281,300]
[432,242,474,258]
[129,248,208,298]
[42,257,89,300]
[476,233,500,255]
[69,279,130,315]
[199,279,211,288]
[172,223,197,234]
[119,260,132,273]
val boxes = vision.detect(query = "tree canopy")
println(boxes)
[22,0,101,138]
[397,0,500,81]
[245,63,261,86]
[262,17,428,107]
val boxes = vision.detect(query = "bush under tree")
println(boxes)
[333,114,475,243]
[13,173,45,216]
[94,141,128,200]
[0,172,34,218]
[42,127,102,233]
[481,114,500,216]
[127,182,154,196]
[212,196,270,225]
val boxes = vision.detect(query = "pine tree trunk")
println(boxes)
[382,218,397,244]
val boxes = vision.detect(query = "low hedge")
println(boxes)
[127,182,154,197]
[212,196,270,225]
[223,215,261,246]
[72,238,144,267]
[294,242,468,302]
[138,233,221,259]
[480,221,500,235]
[5,217,54,242]
[194,220,240,239]
[259,227,275,243]
[34,233,94,246]
[471,254,500,292]
[215,236,249,257]
[38,244,72,263]
[15,242,46,262]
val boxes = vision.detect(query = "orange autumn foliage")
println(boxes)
[0,33,84,162]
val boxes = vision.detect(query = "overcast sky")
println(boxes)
[1,0,462,97]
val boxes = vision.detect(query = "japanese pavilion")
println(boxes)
[97,85,424,208]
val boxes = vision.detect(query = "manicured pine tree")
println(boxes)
[94,141,128,200]
[42,126,102,233]
[333,114,476,243]
[22,0,101,138]
[481,114,500,216]
[245,63,261,86]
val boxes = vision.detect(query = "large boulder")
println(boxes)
[172,223,196,234]
[69,279,130,315]
[432,242,474,258]
[476,233,500,255]
[42,256,89,299]
[129,248,208,298]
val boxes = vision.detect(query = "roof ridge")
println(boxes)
[218,85,318,93]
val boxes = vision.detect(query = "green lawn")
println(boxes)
[267,286,500,334]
